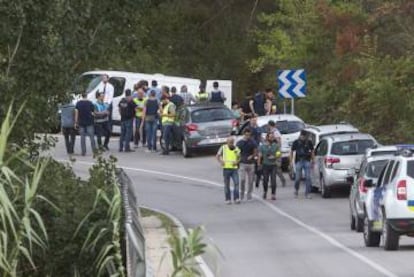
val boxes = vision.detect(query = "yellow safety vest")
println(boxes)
[133,97,147,118]
[197,92,208,101]
[222,145,240,169]
[162,102,175,124]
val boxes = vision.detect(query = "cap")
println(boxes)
[268,120,276,126]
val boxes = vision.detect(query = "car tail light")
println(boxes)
[185,123,198,132]
[359,178,367,193]
[324,157,340,168]
[397,180,407,200]
[231,119,239,127]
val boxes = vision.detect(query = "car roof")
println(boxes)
[325,133,375,142]
[305,124,358,134]
[186,103,229,111]
[366,154,394,163]
[365,146,398,156]
[256,114,304,126]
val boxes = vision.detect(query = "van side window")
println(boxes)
[109,77,126,97]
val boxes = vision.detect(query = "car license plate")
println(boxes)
[208,137,226,144]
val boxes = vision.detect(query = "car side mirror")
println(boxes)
[346,176,354,183]
[364,179,374,188]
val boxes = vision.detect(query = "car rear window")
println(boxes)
[366,160,388,178]
[331,140,375,155]
[191,108,234,123]
[407,161,414,179]
[273,121,305,134]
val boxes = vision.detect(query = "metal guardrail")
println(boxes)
[117,169,148,277]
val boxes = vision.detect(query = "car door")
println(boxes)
[313,140,328,188]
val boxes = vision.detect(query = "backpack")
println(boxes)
[210,91,224,103]
[119,98,131,118]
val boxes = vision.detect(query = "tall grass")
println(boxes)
[0,105,50,277]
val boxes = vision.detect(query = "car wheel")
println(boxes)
[182,140,192,158]
[320,177,331,198]
[363,213,380,247]
[382,209,399,251]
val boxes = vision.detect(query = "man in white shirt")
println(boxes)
[179,85,196,105]
[97,74,114,104]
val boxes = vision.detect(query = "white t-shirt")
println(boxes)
[97,82,114,104]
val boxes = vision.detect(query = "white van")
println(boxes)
[73,70,232,132]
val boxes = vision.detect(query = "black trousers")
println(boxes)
[262,164,277,195]
[62,127,76,154]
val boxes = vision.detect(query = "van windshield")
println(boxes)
[331,140,375,155]
[74,74,102,95]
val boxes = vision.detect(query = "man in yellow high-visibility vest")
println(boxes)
[160,95,176,155]
[216,137,241,204]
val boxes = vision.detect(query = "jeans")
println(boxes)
[239,163,255,199]
[62,127,76,154]
[295,160,312,195]
[79,125,96,155]
[120,119,133,151]
[263,164,277,195]
[162,124,173,154]
[223,169,240,201]
[145,120,158,151]
[134,117,146,146]
[95,121,110,148]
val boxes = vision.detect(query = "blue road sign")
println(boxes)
[277,69,307,99]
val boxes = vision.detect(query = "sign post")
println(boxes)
[277,69,307,115]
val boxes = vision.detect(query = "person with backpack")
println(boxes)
[118,89,137,152]
[290,130,314,199]
[258,132,281,200]
[94,92,111,151]
[141,90,160,152]
[60,100,76,155]
[209,81,226,103]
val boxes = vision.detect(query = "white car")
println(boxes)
[235,114,305,170]
[363,149,414,250]
[304,123,359,147]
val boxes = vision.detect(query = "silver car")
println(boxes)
[313,133,377,198]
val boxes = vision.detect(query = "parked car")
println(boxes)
[290,124,360,181]
[235,114,305,171]
[313,133,377,198]
[363,148,414,250]
[348,147,397,232]
[160,103,237,158]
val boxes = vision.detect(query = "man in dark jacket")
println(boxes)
[118,89,137,152]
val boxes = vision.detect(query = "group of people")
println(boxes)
[60,74,228,156]
[231,88,279,122]
[216,119,314,204]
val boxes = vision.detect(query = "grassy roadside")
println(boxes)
[140,207,179,238]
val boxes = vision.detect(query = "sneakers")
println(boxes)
[225,200,232,205]
[144,149,151,153]
[294,190,299,198]
[271,194,276,201]
[263,192,267,200]
[235,199,241,204]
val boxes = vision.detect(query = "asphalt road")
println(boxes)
[52,137,414,277]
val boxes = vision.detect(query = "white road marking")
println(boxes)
[72,160,399,277]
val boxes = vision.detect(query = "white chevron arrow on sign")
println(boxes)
[278,70,292,98]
